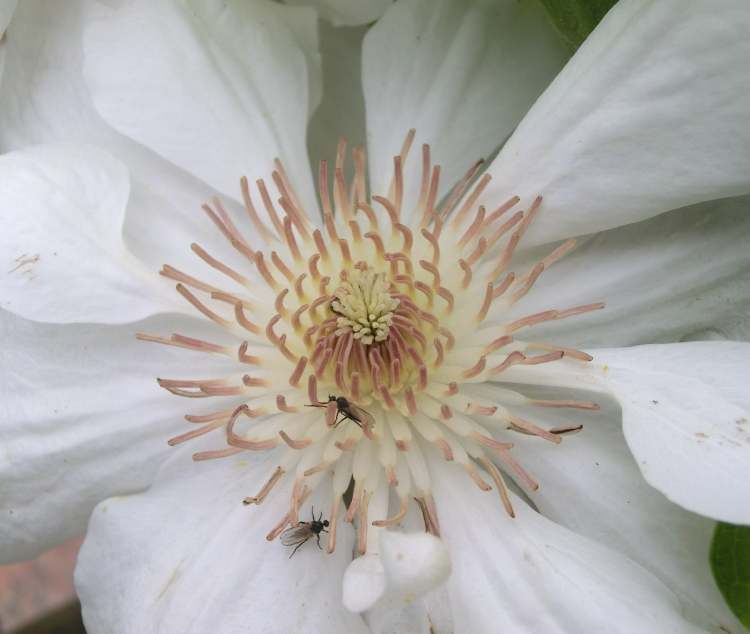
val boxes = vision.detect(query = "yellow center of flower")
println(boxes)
[332,269,399,345]
[138,130,605,556]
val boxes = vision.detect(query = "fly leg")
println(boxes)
[342,412,362,428]
[333,410,344,428]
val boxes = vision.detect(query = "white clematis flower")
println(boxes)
[0,0,749,632]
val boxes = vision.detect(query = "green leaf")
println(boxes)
[535,0,618,52]
[711,522,750,628]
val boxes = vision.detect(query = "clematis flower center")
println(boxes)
[139,130,604,555]
[331,268,399,345]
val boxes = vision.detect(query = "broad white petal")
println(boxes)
[0,0,16,80]
[506,195,750,348]
[365,602,434,634]
[83,0,321,206]
[596,342,750,525]
[76,442,367,634]
[0,144,179,324]
[502,342,750,524]
[0,0,16,33]
[308,22,368,173]
[0,2,268,281]
[287,0,392,26]
[0,0,104,149]
[484,0,750,246]
[680,328,731,343]
[429,452,705,633]
[507,396,742,632]
[363,0,567,220]
[0,310,238,563]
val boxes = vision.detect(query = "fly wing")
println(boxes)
[280,523,312,546]
[348,404,375,429]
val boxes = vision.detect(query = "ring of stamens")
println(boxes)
[139,129,604,556]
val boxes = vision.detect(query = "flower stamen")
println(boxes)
[139,130,606,555]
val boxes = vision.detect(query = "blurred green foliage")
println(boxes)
[536,0,618,51]
[711,523,750,628]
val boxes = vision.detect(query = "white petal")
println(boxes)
[83,0,321,205]
[0,310,237,563]
[308,22,367,172]
[506,195,750,348]
[429,452,706,633]
[365,599,436,634]
[0,0,95,148]
[0,144,179,324]
[0,0,16,81]
[363,0,567,220]
[420,588,455,634]
[0,2,269,283]
[595,342,750,524]
[76,443,367,634]
[681,328,731,343]
[287,0,392,26]
[484,0,750,246]
[0,0,16,33]
[501,341,750,523]
[507,396,742,632]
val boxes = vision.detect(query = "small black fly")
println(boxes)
[281,507,329,558]
[307,395,375,429]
